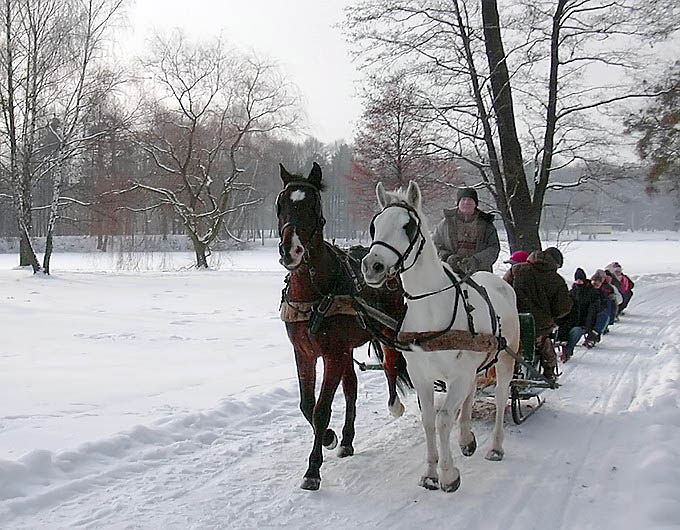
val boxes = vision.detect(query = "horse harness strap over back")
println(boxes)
[281,296,358,323]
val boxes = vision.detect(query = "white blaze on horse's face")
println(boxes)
[290,189,306,202]
[362,207,412,287]
[280,228,305,270]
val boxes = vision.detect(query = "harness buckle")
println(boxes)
[309,294,334,335]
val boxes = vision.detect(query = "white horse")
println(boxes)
[361,181,519,493]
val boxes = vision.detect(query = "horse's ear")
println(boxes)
[376,182,388,209]
[280,163,293,185]
[308,162,322,187]
[406,180,422,210]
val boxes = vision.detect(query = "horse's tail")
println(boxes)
[371,340,413,395]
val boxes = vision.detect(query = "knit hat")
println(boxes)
[574,267,587,282]
[544,247,564,268]
[591,269,606,283]
[504,250,529,265]
[457,187,478,206]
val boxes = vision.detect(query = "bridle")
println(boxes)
[276,181,326,257]
[369,202,425,275]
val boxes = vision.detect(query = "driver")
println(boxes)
[432,187,500,274]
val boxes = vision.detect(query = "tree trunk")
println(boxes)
[43,233,54,275]
[42,161,64,274]
[191,237,209,268]
[481,0,541,252]
[18,189,38,267]
[18,218,40,272]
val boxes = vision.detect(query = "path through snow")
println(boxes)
[1,274,679,529]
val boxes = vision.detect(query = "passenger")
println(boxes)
[504,250,529,266]
[432,187,500,274]
[606,262,634,312]
[604,270,623,324]
[556,268,603,361]
[590,270,615,337]
[503,247,573,381]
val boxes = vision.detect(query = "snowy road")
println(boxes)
[1,256,679,529]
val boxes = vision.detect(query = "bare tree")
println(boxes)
[346,0,679,251]
[0,0,125,272]
[350,71,460,221]
[129,32,299,268]
[625,60,680,195]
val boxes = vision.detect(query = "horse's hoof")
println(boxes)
[418,476,439,490]
[322,429,338,450]
[485,448,504,461]
[389,399,405,418]
[441,475,461,493]
[300,477,321,491]
[461,433,477,457]
[337,445,354,458]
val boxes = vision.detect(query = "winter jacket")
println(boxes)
[620,274,634,293]
[503,250,573,336]
[557,280,602,339]
[605,263,635,294]
[599,282,622,306]
[432,208,500,273]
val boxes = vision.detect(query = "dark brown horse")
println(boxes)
[277,162,408,491]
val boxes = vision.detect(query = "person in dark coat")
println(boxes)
[590,270,614,339]
[503,247,573,380]
[556,268,603,361]
[432,187,500,274]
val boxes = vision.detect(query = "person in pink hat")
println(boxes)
[504,250,529,265]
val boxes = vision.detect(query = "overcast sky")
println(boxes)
[123,0,360,144]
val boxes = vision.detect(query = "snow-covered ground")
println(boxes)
[1,239,679,529]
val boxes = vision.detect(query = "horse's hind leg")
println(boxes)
[301,357,345,491]
[487,351,514,461]
[458,380,477,457]
[338,359,357,457]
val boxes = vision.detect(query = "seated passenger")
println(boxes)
[590,270,614,338]
[606,261,634,313]
[503,247,573,380]
[556,268,603,361]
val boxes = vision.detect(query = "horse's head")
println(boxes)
[276,162,326,271]
[362,180,424,287]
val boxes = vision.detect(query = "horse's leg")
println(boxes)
[487,351,514,461]
[382,345,405,417]
[414,378,439,490]
[294,348,316,428]
[458,379,477,457]
[338,358,357,458]
[301,356,345,491]
[436,375,470,493]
